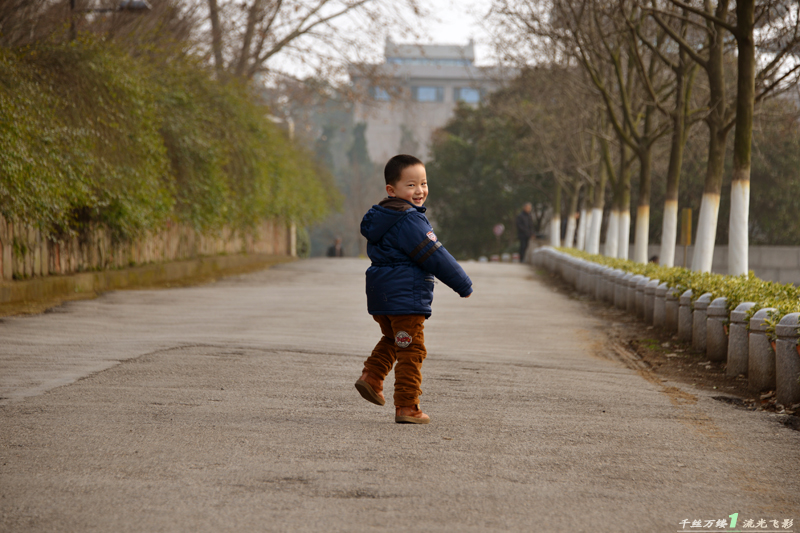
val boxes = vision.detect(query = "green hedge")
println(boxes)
[0,37,332,242]
[557,248,800,339]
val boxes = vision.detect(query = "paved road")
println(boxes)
[1,258,798,532]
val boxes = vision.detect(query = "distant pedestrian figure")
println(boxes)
[327,237,344,257]
[516,202,534,262]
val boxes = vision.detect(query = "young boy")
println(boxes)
[355,154,473,424]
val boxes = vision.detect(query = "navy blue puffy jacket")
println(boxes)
[361,197,473,317]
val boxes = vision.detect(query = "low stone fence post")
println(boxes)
[628,275,644,314]
[594,266,606,301]
[776,313,800,407]
[607,269,620,305]
[665,288,680,333]
[706,297,728,362]
[727,302,755,377]
[586,263,600,300]
[692,293,713,353]
[653,283,668,328]
[749,307,777,392]
[678,290,693,343]
[635,277,648,318]
[616,273,632,309]
[607,269,619,304]
[644,279,660,325]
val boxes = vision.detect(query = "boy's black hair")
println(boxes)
[384,154,424,185]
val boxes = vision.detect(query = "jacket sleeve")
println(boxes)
[398,214,473,297]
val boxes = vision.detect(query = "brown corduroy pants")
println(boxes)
[363,314,427,407]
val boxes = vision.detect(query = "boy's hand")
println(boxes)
[463,293,471,298]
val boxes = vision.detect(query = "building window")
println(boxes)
[412,86,444,102]
[387,57,472,67]
[455,87,481,104]
[371,87,391,101]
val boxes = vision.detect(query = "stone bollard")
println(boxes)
[584,262,594,296]
[580,262,590,296]
[628,275,644,314]
[692,293,713,353]
[665,288,680,334]
[583,262,593,295]
[635,276,649,319]
[653,283,668,329]
[616,273,632,310]
[594,266,606,301]
[590,264,601,300]
[727,302,755,377]
[644,279,660,325]
[535,248,545,266]
[608,269,623,304]
[749,307,777,392]
[601,269,612,303]
[561,256,570,282]
[678,289,693,343]
[706,297,729,362]
[776,313,800,407]
[569,257,579,287]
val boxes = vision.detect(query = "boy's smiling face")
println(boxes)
[386,164,428,207]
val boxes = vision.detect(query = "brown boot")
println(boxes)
[355,370,385,406]
[395,405,430,424]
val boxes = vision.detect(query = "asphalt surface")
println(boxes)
[1,258,798,532]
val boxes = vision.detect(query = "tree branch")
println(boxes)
[666,0,737,36]
[649,12,708,69]
[256,0,371,67]
[756,63,800,103]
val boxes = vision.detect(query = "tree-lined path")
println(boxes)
[1,259,798,532]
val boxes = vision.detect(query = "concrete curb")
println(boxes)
[0,253,295,315]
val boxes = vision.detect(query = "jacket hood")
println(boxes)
[361,197,425,243]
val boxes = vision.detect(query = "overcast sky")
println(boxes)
[403,0,496,65]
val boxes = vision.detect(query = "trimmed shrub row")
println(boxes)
[556,248,800,333]
[0,38,332,243]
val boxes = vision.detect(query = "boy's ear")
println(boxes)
[385,183,395,196]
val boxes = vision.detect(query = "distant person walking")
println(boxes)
[516,202,534,262]
[327,237,344,257]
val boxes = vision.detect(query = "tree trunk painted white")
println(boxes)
[633,205,649,264]
[550,216,561,247]
[604,209,619,257]
[587,208,602,255]
[728,179,749,275]
[691,193,721,273]
[290,221,297,257]
[617,210,631,260]
[576,208,587,251]
[564,213,577,248]
[660,199,678,268]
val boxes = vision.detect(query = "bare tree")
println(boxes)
[201,0,424,82]
[651,0,800,273]
[491,0,674,262]
[489,66,598,250]
[626,1,703,267]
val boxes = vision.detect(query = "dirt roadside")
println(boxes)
[536,267,800,430]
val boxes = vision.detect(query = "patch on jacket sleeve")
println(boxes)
[395,331,412,348]
[426,231,437,242]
